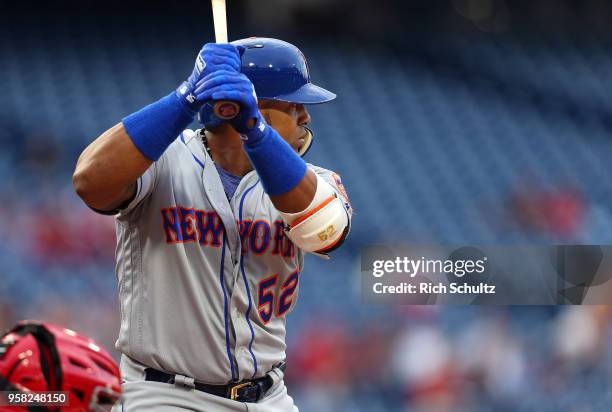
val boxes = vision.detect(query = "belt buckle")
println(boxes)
[229,381,260,402]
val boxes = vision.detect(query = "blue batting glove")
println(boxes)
[194,71,264,138]
[194,70,307,196]
[176,43,242,113]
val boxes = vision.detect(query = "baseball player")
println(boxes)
[0,321,122,411]
[73,37,352,411]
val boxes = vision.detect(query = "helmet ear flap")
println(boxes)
[298,127,314,157]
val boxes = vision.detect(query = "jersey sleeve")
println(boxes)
[116,154,165,217]
[115,129,196,217]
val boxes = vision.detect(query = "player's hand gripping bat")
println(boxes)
[211,0,240,120]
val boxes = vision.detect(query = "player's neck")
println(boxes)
[204,128,253,177]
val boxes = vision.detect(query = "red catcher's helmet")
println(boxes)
[0,321,121,412]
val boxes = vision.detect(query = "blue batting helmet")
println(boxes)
[198,37,336,128]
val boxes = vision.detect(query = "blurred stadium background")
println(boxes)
[2,0,612,410]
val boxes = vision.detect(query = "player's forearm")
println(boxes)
[75,87,198,211]
[269,169,316,213]
[234,112,316,213]
[73,123,152,210]
[73,43,243,211]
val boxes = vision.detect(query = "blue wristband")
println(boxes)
[122,92,195,161]
[242,121,307,196]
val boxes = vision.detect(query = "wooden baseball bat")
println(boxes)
[211,0,240,120]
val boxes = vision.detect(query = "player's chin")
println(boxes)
[290,129,307,152]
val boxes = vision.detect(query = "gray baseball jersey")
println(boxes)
[114,129,352,384]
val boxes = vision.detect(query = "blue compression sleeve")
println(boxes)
[122,92,195,161]
[242,122,307,196]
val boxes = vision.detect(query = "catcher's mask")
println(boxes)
[0,321,121,412]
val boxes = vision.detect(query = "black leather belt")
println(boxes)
[144,362,286,403]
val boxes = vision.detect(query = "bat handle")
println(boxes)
[214,101,240,120]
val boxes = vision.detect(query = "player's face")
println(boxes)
[259,100,311,153]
